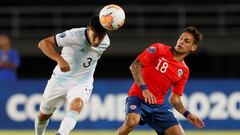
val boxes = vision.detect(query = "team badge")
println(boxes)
[147,46,156,54]
[59,32,66,38]
[130,105,137,110]
[178,69,183,77]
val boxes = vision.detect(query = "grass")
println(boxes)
[1,130,240,135]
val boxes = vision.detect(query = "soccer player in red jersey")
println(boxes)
[116,26,205,135]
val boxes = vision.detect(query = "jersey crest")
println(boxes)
[130,104,137,110]
[147,46,156,54]
[178,69,183,77]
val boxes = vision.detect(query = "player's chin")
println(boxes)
[175,49,185,54]
[92,44,100,47]
[91,42,101,47]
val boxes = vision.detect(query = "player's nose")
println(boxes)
[93,37,102,45]
[91,40,100,47]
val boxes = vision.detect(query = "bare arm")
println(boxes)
[170,93,205,128]
[129,59,145,85]
[38,36,70,72]
[38,36,61,62]
[129,59,157,104]
[0,61,18,69]
[170,93,187,114]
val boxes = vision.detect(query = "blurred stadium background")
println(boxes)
[0,0,240,134]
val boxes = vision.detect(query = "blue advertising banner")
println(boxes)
[0,79,240,130]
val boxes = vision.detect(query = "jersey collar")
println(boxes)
[84,29,91,45]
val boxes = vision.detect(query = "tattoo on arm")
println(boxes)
[170,94,186,114]
[130,59,145,85]
[172,101,185,114]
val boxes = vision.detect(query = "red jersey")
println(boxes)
[128,43,189,104]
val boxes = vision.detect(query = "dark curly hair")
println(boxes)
[184,26,203,45]
[89,15,107,35]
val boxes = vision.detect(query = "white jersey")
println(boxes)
[52,27,110,85]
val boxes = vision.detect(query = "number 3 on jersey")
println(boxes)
[83,57,92,68]
[155,58,168,73]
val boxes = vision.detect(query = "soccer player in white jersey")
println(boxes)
[34,15,110,135]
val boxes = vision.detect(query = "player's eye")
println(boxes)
[185,40,190,43]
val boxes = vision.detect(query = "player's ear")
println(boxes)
[191,44,197,52]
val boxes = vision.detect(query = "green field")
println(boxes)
[1,130,240,135]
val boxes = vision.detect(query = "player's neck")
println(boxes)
[173,50,189,62]
[85,28,91,45]
[1,45,10,52]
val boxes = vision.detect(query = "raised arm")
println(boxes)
[129,59,157,104]
[38,36,70,72]
[170,93,205,128]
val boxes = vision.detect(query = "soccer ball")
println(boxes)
[99,4,125,30]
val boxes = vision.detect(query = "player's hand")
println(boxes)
[57,57,70,72]
[142,90,157,104]
[186,113,205,128]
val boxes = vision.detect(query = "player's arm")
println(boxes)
[129,59,144,85]
[38,36,70,72]
[129,59,157,104]
[0,61,18,69]
[170,93,205,128]
[0,51,19,69]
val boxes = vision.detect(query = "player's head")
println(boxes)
[0,34,11,50]
[175,26,203,54]
[87,15,107,47]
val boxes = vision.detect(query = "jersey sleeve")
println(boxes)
[98,35,110,52]
[137,43,162,66]
[55,28,80,47]
[172,70,189,96]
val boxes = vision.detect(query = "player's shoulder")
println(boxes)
[67,27,86,37]
[183,62,189,70]
[56,27,85,40]
[181,61,190,73]
[148,42,171,54]
[151,42,170,48]
[69,27,110,45]
[97,34,110,51]
[103,34,110,44]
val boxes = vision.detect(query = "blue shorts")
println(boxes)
[125,96,179,135]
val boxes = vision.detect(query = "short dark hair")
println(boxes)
[184,26,203,45]
[89,15,107,35]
